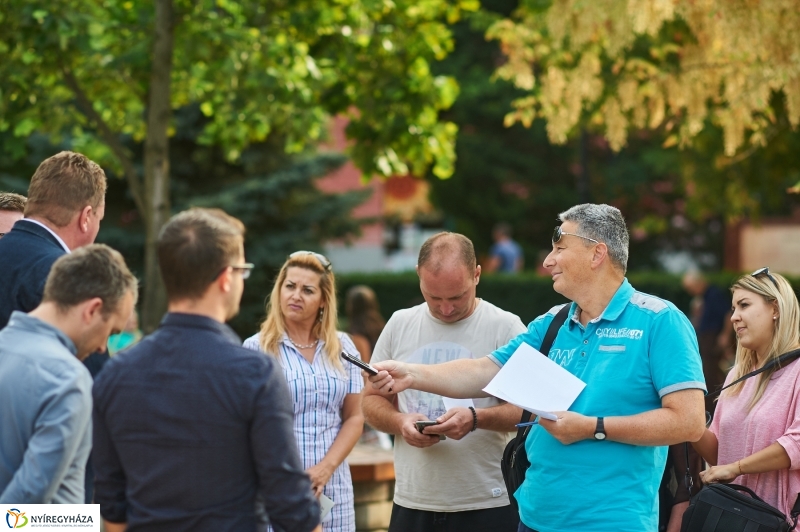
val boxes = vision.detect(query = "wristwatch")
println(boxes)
[593,417,606,440]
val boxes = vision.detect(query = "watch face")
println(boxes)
[594,432,606,440]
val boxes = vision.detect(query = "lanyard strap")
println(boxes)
[712,347,800,397]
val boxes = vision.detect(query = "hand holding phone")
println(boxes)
[415,420,446,440]
[341,352,379,376]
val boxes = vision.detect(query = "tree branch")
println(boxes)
[61,67,145,215]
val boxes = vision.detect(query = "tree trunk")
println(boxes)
[141,0,175,332]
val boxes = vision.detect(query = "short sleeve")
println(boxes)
[369,314,396,365]
[648,307,707,397]
[339,333,365,394]
[242,333,261,352]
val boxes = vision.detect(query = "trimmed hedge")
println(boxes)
[337,272,800,325]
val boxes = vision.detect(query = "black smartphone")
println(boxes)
[415,420,445,440]
[415,420,438,432]
[341,352,379,376]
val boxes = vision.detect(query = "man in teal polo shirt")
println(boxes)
[366,203,707,532]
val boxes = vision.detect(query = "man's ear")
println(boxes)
[82,297,105,323]
[217,266,233,293]
[590,243,609,270]
[474,265,481,286]
[78,205,93,233]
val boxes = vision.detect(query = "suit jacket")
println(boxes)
[0,220,67,329]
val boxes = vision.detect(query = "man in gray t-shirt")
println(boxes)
[363,232,525,532]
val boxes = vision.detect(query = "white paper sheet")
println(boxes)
[320,494,334,522]
[441,396,475,411]
[483,342,585,420]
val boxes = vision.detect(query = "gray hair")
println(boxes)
[559,204,629,273]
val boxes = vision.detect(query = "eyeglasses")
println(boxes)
[212,263,254,282]
[552,226,599,245]
[289,250,332,271]
[751,266,779,290]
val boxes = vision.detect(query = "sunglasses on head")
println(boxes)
[751,266,779,290]
[289,250,332,271]
[552,226,599,245]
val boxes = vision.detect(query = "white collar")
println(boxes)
[21,218,71,253]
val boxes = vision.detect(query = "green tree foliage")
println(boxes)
[0,125,369,337]
[427,0,800,270]
[189,152,370,336]
[0,0,474,328]
[488,0,800,157]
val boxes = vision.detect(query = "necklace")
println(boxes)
[288,336,318,349]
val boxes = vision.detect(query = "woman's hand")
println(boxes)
[306,462,335,497]
[700,462,739,484]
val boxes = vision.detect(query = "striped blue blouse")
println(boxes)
[244,331,364,532]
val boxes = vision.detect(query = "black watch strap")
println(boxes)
[594,417,606,440]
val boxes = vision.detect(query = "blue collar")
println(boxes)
[159,312,242,345]
[569,278,635,327]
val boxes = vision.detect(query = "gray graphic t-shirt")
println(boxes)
[371,300,526,512]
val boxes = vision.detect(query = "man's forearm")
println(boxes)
[412,357,499,398]
[477,402,523,432]
[362,394,403,435]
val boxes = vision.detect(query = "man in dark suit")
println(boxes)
[0,151,107,329]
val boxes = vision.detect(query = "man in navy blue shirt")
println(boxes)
[92,208,321,532]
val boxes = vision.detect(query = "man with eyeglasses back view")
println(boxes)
[366,204,708,532]
[91,208,321,532]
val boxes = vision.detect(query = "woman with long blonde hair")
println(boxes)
[244,251,364,532]
[692,268,800,522]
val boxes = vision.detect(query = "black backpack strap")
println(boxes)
[683,442,694,497]
[516,303,571,433]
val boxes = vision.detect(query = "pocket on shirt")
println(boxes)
[598,344,626,353]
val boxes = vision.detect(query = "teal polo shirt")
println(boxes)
[489,279,706,532]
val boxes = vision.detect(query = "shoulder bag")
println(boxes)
[500,304,571,511]
[681,348,800,532]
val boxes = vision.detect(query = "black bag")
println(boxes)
[681,483,800,532]
[500,304,570,511]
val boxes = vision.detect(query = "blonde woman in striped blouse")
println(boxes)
[244,251,364,532]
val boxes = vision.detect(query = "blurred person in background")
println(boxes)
[344,285,386,364]
[485,222,523,274]
[0,245,136,504]
[344,285,392,449]
[107,309,142,355]
[682,270,733,412]
[693,269,800,524]
[0,151,106,329]
[0,192,26,236]
[244,251,364,532]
